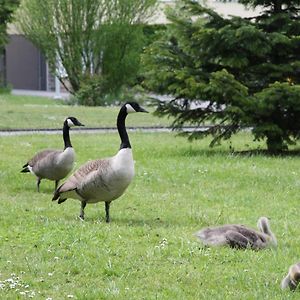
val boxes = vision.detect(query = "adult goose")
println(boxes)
[195,217,277,250]
[52,102,148,222]
[21,117,84,192]
[281,262,300,291]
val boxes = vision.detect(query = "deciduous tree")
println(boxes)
[17,0,157,94]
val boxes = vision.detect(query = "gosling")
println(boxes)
[195,217,277,250]
[281,262,300,291]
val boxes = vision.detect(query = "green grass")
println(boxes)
[0,94,172,129]
[1,129,300,299]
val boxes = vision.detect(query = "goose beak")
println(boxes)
[139,107,149,113]
[77,122,85,126]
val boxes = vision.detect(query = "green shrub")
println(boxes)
[0,84,12,94]
[74,76,111,106]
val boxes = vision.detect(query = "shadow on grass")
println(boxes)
[233,148,300,157]
[152,147,230,159]
[59,210,187,228]
[111,216,185,228]
[161,146,300,158]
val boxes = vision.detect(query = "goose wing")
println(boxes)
[236,226,266,244]
[28,149,61,166]
[52,158,110,200]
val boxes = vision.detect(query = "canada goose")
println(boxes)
[281,262,300,291]
[52,102,148,222]
[21,117,84,192]
[195,217,277,250]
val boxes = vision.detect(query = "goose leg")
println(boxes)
[37,178,41,192]
[225,231,251,249]
[105,202,110,223]
[79,201,87,220]
[54,180,60,191]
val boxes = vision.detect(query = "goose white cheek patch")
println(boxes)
[67,119,75,127]
[125,104,136,113]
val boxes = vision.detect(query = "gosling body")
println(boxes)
[195,217,277,250]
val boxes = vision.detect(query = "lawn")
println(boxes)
[0,94,300,299]
[0,94,172,129]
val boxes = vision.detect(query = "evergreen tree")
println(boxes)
[142,0,300,152]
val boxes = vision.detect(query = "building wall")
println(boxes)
[6,34,47,90]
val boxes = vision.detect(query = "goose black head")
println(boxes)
[124,102,149,114]
[65,117,85,128]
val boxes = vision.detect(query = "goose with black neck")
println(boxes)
[52,102,148,222]
[21,117,84,192]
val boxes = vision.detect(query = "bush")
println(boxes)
[73,75,150,107]
[0,84,12,94]
[74,76,111,106]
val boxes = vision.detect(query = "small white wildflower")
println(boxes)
[54,256,59,260]
[67,295,74,298]
[48,273,53,277]
[19,291,26,295]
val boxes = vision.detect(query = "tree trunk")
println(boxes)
[273,0,282,13]
[266,135,284,152]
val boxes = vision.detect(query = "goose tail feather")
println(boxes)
[21,163,30,173]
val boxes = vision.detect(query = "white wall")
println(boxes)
[151,0,262,24]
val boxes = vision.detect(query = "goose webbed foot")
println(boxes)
[79,201,87,220]
[105,202,110,223]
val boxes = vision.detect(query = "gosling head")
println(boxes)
[257,217,277,248]
[281,263,300,291]
[124,102,149,114]
[257,217,270,234]
[65,117,84,128]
